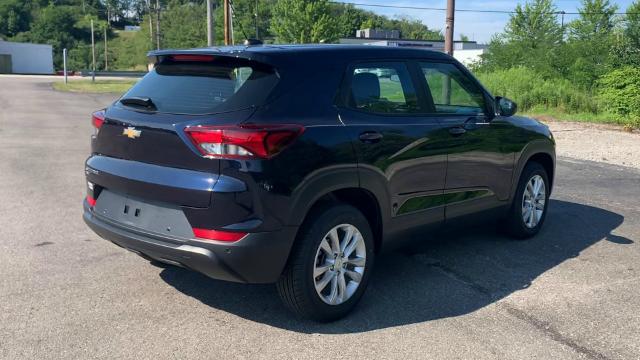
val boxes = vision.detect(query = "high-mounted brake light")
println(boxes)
[192,228,247,242]
[169,54,216,62]
[92,110,105,130]
[184,124,305,159]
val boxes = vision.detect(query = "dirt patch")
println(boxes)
[541,120,640,170]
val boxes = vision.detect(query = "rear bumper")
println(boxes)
[83,201,298,284]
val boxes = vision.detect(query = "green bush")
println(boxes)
[475,67,599,114]
[598,66,640,122]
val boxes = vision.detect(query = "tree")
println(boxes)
[478,0,564,77]
[390,15,442,40]
[566,0,619,87]
[625,1,640,49]
[0,0,32,37]
[569,0,618,40]
[161,1,208,48]
[27,5,82,68]
[270,0,340,43]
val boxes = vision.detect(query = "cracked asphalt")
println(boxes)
[1,76,639,359]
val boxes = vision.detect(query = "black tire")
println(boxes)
[276,204,375,322]
[504,161,550,239]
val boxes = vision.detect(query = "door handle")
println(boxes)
[359,131,383,143]
[448,127,466,136]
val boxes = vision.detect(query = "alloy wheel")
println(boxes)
[313,224,366,305]
[521,174,546,228]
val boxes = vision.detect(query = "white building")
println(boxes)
[0,40,54,74]
[340,29,487,66]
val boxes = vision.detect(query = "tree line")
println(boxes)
[474,0,640,127]
[0,0,443,70]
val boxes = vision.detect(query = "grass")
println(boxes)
[53,79,137,94]
[523,106,640,130]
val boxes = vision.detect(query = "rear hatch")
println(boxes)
[88,54,279,207]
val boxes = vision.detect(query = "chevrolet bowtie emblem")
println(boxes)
[123,127,141,139]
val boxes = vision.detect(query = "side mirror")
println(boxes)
[495,97,517,117]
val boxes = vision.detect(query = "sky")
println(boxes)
[350,0,637,43]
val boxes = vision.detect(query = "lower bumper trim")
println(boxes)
[83,202,298,284]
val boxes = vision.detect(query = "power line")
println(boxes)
[331,1,640,16]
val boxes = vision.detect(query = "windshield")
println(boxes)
[119,57,279,115]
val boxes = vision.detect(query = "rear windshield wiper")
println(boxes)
[120,96,157,111]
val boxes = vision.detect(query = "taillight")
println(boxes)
[192,228,247,242]
[86,195,97,207]
[92,110,105,134]
[184,124,304,159]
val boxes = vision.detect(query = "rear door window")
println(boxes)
[347,62,420,114]
[119,56,278,115]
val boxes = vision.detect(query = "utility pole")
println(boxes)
[207,0,214,46]
[224,0,231,45]
[91,19,96,82]
[443,0,454,106]
[104,24,108,71]
[155,0,161,50]
[255,0,259,39]
[444,0,455,56]
[148,0,154,45]
[229,2,234,44]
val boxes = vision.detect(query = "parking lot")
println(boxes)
[1,76,639,359]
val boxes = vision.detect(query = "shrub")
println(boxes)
[598,67,640,121]
[475,67,599,114]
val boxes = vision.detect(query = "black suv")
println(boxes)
[84,45,555,321]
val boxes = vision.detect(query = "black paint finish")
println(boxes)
[84,45,555,284]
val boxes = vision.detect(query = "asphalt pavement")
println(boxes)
[1,76,639,359]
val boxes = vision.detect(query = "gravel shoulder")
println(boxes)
[543,120,640,170]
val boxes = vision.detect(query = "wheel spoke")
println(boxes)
[526,182,534,198]
[328,274,339,304]
[337,272,347,303]
[528,206,536,226]
[314,264,331,278]
[343,233,361,258]
[315,271,335,293]
[319,238,333,256]
[328,228,340,254]
[340,226,355,253]
[535,209,543,224]
[522,206,531,219]
[346,256,366,267]
[345,269,362,283]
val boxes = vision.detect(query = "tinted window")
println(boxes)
[348,63,419,114]
[120,58,278,115]
[420,62,485,115]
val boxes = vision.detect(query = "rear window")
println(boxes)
[119,57,279,115]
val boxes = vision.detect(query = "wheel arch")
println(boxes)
[511,140,556,201]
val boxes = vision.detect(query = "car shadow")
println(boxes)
[159,199,631,333]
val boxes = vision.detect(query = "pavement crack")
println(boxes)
[413,255,495,298]
[501,303,611,360]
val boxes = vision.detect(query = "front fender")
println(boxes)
[510,139,556,201]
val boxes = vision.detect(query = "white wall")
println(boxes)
[453,49,486,66]
[0,41,54,74]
